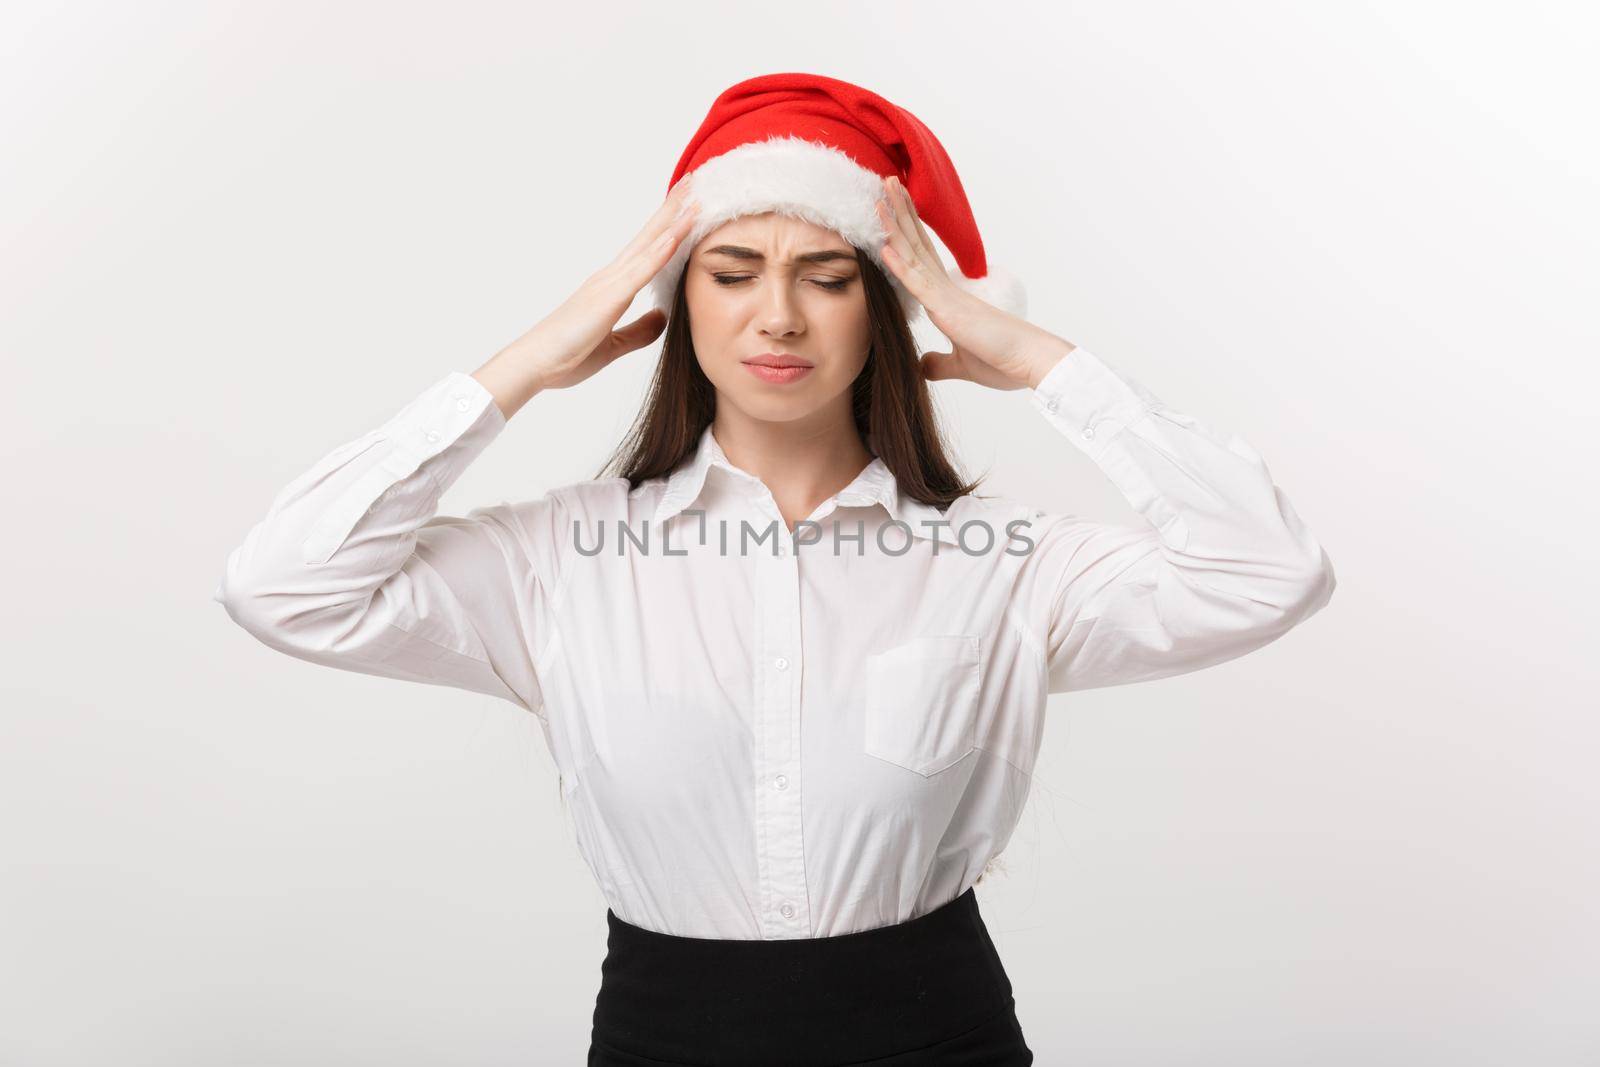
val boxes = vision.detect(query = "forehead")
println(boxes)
[694,211,854,255]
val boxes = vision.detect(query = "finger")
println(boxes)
[892,176,941,264]
[876,196,920,285]
[879,237,940,308]
[886,175,929,257]
[643,201,699,270]
[610,196,699,295]
[605,307,669,358]
[879,176,920,254]
[918,349,966,382]
[624,177,699,259]
[642,179,698,250]
[889,176,951,291]
[879,177,950,299]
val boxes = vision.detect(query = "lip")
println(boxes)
[742,352,815,385]
[744,353,815,368]
[743,363,814,384]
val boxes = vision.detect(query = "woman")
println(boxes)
[215,73,1335,1065]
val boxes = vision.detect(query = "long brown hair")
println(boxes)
[594,247,986,508]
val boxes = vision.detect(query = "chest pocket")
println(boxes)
[862,634,981,777]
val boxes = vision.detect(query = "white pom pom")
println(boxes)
[952,262,1028,320]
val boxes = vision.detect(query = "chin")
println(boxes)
[734,394,818,422]
[717,384,823,423]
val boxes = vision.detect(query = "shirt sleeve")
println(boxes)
[212,371,567,715]
[1016,345,1336,695]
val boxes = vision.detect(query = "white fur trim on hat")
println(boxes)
[648,135,1026,323]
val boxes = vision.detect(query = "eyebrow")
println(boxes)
[700,244,860,267]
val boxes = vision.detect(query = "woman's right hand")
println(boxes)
[473,178,701,418]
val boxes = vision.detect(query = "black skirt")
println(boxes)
[588,886,1033,1066]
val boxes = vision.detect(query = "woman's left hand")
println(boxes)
[875,174,1073,391]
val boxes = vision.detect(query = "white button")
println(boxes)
[779,902,795,919]
[425,429,441,443]
[773,774,788,790]
[1081,426,1094,440]
[455,396,471,411]
[774,656,789,671]
[1045,398,1058,412]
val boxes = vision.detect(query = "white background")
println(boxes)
[3,1,1595,1063]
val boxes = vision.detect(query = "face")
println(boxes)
[683,212,872,425]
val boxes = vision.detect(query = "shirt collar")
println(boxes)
[652,424,960,546]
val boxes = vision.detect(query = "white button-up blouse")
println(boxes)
[214,344,1335,939]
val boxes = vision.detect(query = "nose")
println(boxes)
[756,277,804,338]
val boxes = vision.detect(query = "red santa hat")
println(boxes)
[648,72,1027,323]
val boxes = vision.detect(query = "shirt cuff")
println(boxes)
[381,370,506,489]
[1028,344,1163,454]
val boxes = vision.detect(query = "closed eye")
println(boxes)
[713,275,852,291]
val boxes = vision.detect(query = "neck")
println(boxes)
[710,400,874,532]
